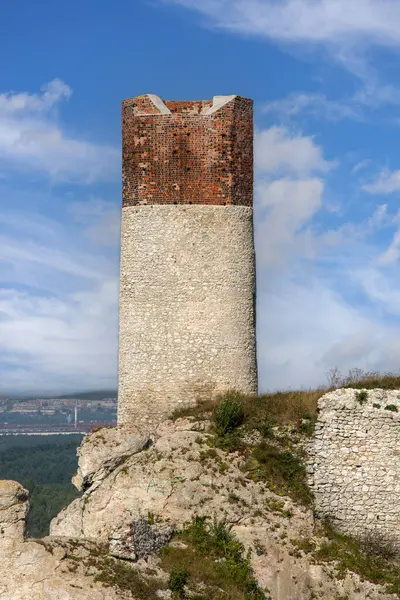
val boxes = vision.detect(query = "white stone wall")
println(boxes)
[118,205,257,428]
[309,388,400,544]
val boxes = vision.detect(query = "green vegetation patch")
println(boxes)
[315,521,400,595]
[246,442,313,506]
[92,554,163,598]
[79,517,269,600]
[385,405,399,412]
[168,567,190,598]
[213,391,245,435]
[160,517,269,599]
[172,388,322,442]
[355,390,368,405]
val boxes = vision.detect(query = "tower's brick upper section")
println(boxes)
[122,94,253,207]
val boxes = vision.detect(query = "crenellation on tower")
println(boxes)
[118,93,257,429]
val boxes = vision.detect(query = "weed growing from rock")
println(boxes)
[355,390,368,405]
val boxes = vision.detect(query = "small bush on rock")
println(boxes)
[298,413,317,436]
[168,567,189,598]
[355,390,368,405]
[385,404,398,412]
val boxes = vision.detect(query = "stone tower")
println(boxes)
[118,94,257,429]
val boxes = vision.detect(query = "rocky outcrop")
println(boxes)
[49,417,396,600]
[72,426,150,491]
[0,480,29,545]
[0,480,124,600]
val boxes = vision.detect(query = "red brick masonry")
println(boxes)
[122,94,253,207]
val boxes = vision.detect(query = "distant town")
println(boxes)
[0,391,117,434]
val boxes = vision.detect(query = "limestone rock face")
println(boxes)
[50,418,395,600]
[0,480,29,544]
[72,426,150,491]
[0,481,124,600]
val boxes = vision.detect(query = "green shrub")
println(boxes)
[213,392,245,435]
[298,413,317,436]
[213,429,244,452]
[92,554,163,598]
[168,567,190,597]
[257,417,276,438]
[355,390,368,404]
[373,403,381,409]
[385,405,398,412]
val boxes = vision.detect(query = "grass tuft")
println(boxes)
[213,391,245,435]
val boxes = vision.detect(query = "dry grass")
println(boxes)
[242,390,323,429]
[171,390,322,429]
[343,372,400,390]
[170,398,216,422]
[325,366,400,390]
[171,368,400,430]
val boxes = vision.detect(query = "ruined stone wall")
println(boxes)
[118,94,257,429]
[309,388,400,545]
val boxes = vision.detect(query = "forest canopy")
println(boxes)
[0,435,82,537]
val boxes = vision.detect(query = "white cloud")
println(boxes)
[163,0,400,103]
[0,282,119,394]
[256,279,390,392]
[0,79,71,115]
[263,93,361,122]
[363,169,400,194]
[254,126,329,266]
[255,126,334,176]
[0,79,119,183]
[253,123,400,392]
[256,178,323,266]
[376,230,400,267]
[352,159,372,174]
[0,204,119,394]
[164,0,400,50]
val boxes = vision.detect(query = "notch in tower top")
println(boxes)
[202,95,237,114]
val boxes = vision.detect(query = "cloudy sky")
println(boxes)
[2,0,400,395]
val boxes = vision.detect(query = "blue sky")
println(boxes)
[2,0,400,395]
